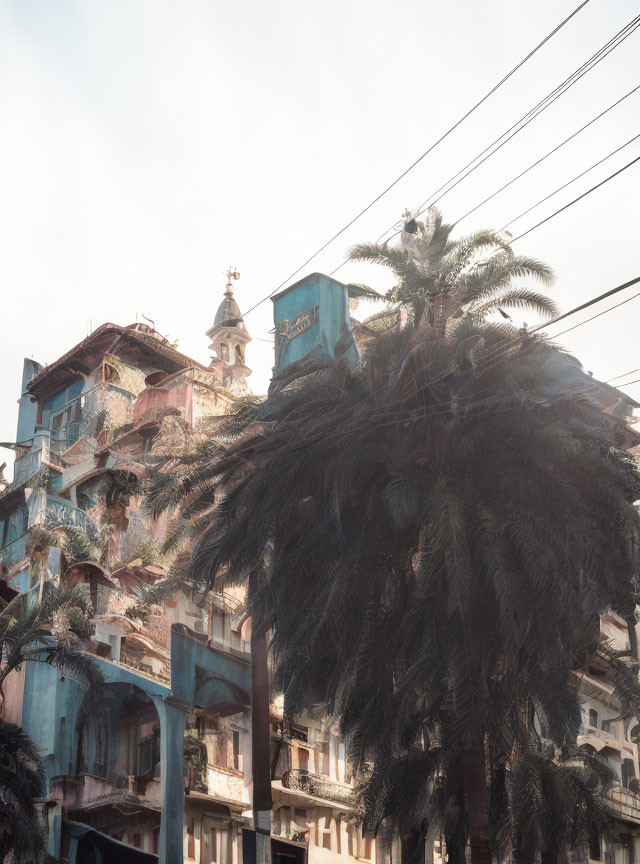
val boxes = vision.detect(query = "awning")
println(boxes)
[68,821,158,864]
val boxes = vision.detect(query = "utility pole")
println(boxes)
[251,628,272,864]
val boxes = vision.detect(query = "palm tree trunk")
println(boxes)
[464,731,492,864]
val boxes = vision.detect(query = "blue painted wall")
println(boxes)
[16,358,42,443]
[272,273,358,372]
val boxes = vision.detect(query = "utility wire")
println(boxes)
[501,132,640,229]
[330,14,640,278]
[242,0,592,317]
[615,376,640,389]
[548,289,640,338]
[608,369,640,383]
[453,84,640,226]
[528,276,640,334]
[508,153,640,243]
[441,274,640,383]
[379,15,640,245]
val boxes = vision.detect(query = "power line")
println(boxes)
[615,377,640,389]
[607,369,640,383]
[373,15,640,248]
[241,0,592,317]
[501,132,640,229]
[548,289,640,339]
[329,136,640,285]
[330,14,640,277]
[415,15,640,219]
[508,153,640,243]
[450,274,640,380]
[528,276,640,335]
[453,84,640,226]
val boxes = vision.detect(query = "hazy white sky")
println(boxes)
[1,0,639,477]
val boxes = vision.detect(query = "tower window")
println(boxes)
[220,343,229,362]
[589,709,599,728]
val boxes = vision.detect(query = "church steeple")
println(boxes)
[206,269,252,392]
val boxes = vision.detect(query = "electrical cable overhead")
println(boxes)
[242,0,592,317]
[547,288,640,339]
[329,13,640,279]
[375,14,640,248]
[508,153,640,243]
[527,276,640,334]
[607,369,640,383]
[501,132,640,229]
[614,376,640,389]
[452,84,640,226]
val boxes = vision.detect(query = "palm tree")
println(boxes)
[145,222,640,864]
[0,719,46,861]
[349,207,556,331]
[0,585,103,860]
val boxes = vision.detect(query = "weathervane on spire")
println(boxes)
[225,268,240,294]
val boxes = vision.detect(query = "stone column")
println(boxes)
[153,696,187,864]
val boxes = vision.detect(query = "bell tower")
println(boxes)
[206,269,252,392]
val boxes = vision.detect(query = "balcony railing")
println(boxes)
[44,496,98,536]
[606,784,640,822]
[281,769,354,806]
[0,533,28,569]
[12,451,43,487]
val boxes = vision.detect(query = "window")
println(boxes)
[187,818,195,860]
[297,747,309,772]
[135,729,160,777]
[133,834,142,850]
[232,730,241,771]
[589,709,599,729]
[319,812,332,851]
[359,826,374,862]
[321,741,330,776]
[622,759,635,789]
[203,826,218,864]
[220,343,229,362]
[212,733,225,768]
[290,725,308,743]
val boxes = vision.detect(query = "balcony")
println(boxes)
[206,763,247,805]
[606,784,640,823]
[44,496,98,536]
[0,533,28,570]
[281,769,355,806]
[50,772,162,812]
[12,450,43,487]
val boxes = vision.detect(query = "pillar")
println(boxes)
[153,696,187,864]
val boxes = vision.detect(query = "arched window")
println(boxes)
[220,343,229,362]
[235,344,244,364]
[589,709,599,728]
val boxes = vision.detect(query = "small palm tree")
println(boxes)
[0,720,46,861]
[0,586,103,859]
[349,207,556,332]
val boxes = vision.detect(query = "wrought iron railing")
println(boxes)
[12,451,43,487]
[44,496,98,536]
[281,769,355,805]
[0,533,28,569]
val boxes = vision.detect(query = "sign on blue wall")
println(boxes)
[271,273,358,372]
